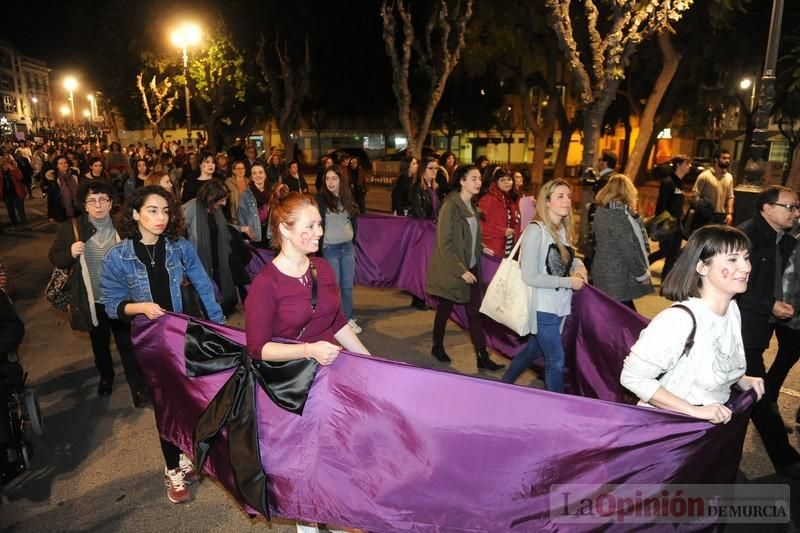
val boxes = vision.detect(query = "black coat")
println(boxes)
[409,182,435,220]
[48,215,98,332]
[737,212,798,348]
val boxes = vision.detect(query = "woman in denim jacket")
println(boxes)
[100,186,223,505]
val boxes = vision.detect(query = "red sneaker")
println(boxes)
[164,467,190,503]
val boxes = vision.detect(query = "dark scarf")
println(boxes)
[194,204,236,312]
[249,180,268,207]
[58,173,79,217]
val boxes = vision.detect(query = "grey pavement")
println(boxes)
[1,191,799,531]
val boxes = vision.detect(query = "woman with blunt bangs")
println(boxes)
[100,185,223,504]
[621,225,764,423]
[591,174,653,309]
[478,166,521,258]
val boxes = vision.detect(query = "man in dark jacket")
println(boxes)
[738,185,800,478]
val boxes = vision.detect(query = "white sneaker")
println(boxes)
[348,318,362,334]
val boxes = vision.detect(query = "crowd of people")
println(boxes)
[3,131,800,529]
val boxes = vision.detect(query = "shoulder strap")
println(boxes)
[71,218,80,242]
[309,261,318,311]
[671,303,696,358]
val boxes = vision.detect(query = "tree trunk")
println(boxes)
[531,129,549,185]
[621,117,631,170]
[624,33,681,181]
[554,108,574,181]
[581,107,604,170]
[279,124,295,164]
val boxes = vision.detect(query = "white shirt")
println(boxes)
[620,298,746,407]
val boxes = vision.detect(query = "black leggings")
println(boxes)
[432,268,486,353]
[160,437,181,470]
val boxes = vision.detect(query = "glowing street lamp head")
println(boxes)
[739,78,753,91]
[82,109,91,118]
[31,96,38,104]
[171,23,202,48]
[59,105,71,116]
[64,76,78,92]
[87,94,94,102]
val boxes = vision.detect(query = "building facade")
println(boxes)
[0,40,53,137]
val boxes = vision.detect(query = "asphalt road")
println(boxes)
[1,190,799,531]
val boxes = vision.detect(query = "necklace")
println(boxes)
[143,243,157,267]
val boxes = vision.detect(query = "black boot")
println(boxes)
[431,344,451,363]
[477,350,505,371]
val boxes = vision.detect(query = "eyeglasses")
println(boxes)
[769,202,800,212]
[85,198,111,206]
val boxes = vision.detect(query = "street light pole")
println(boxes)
[64,76,78,126]
[181,44,192,144]
[743,0,785,185]
[171,23,201,146]
[31,96,38,131]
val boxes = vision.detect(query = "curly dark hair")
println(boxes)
[115,185,185,242]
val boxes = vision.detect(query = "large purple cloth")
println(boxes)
[132,314,754,531]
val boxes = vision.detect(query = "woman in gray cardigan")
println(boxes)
[426,165,505,371]
[591,174,654,309]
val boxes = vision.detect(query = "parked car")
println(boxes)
[325,148,371,171]
[380,146,440,162]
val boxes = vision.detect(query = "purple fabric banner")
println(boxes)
[132,314,754,531]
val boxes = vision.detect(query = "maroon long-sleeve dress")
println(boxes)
[245,257,348,358]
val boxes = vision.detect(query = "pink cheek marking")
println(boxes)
[721,268,730,279]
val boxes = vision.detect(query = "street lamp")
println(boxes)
[171,22,201,144]
[742,0,785,185]
[59,104,70,123]
[739,77,756,113]
[87,93,96,121]
[64,76,78,125]
[31,96,38,130]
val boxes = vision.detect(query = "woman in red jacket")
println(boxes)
[0,156,27,228]
[478,167,521,257]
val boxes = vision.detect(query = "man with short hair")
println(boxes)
[693,148,734,226]
[738,185,800,478]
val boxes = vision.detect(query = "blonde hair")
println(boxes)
[595,174,638,210]
[534,178,574,266]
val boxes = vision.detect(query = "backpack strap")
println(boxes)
[670,303,696,358]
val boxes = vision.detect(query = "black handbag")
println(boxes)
[180,279,208,320]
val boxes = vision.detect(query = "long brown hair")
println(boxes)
[534,178,574,266]
[320,165,358,214]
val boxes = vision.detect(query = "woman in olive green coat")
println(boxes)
[426,165,505,371]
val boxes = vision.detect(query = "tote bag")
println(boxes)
[479,235,531,336]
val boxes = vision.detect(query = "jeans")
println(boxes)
[322,241,355,320]
[502,312,565,392]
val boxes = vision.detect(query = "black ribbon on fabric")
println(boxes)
[183,321,318,518]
